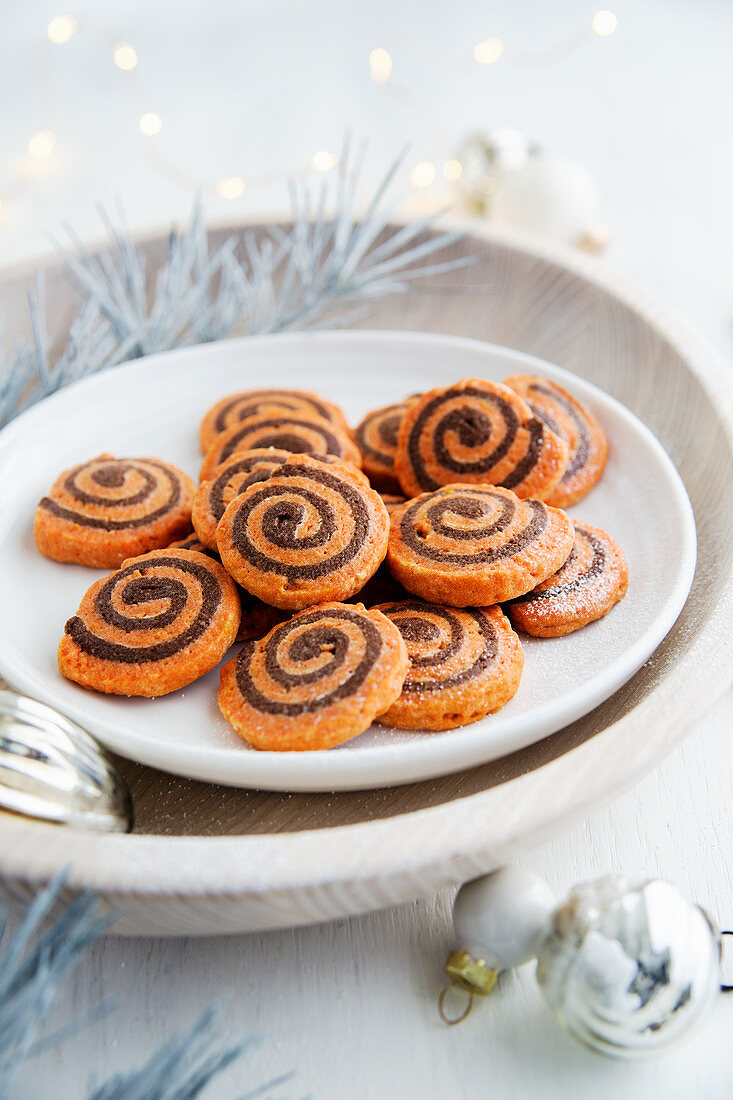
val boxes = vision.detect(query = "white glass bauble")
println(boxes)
[490,153,605,247]
[453,867,557,970]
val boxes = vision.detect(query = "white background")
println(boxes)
[5,1,733,1097]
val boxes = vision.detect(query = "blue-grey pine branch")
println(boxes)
[0,882,280,1098]
[87,1005,250,1100]
[0,872,113,1099]
[0,141,472,430]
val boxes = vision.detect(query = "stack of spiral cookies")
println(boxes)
[35,376,627,752]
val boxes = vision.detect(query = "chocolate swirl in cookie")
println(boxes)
[58,549,241,696]
[503,374,608,508]
[395,378,569,501]
[376,601,524,730]
[34,455,196,568]
[38,456,186,530]
[511,523,604,605]
[233,606,383,716]
[231,471,368,579]
[168,532,286,642]
[398,486,548,566]
[216,456,390,609]
[379,601,498,693]
[218,601,410,750]
[200,411,360,481]
[355,400,414,491]
[507,521,628,638]
[528,385,590,479]
[199,388,349,452]
[65,553,222,664]
[387,484,575,606]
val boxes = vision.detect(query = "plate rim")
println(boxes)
[0,221,731,913]
[0,329,696,791]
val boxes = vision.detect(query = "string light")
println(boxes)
[473,37,504,64]
[113,43,138,70]
[311,150,338,172]
[2,13,622,233]
[215,177,245,199]
[410,161,436,188]
[28,130,55,160]
[369,47,392,84]
[592,11,618,36]
[139,112,163,136]
[443,159,463,182]
[47,15,76,44]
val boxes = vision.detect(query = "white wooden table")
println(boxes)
[5,2,733,1095]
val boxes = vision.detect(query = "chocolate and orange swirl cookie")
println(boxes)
[34,454,195,568]
[218,602,409,750]
[387,484,574,606]
[216,455,390,609]
[507,521,628,637]
[355,399,417,493]
[504,374,608,508]
[200,411,360,481]
[167,533,286,641]
[395,378,569,501]
[199,388,350,453]
[58,548,241,696]
[375,601,523,729]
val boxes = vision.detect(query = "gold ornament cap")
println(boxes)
[444,949,499,995]
[438,950,499,1025]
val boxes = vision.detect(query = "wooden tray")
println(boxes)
[1,222,731,936]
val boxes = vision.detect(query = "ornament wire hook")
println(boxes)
[720,931,733,993]
[438,979,475,1025]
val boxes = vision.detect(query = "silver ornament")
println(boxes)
[536,875,721,1057]
[442,868,725,1055]
[455,129,533,216]
[0,690,132,832]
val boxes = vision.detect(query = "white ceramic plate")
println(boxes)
[0,331,695,792]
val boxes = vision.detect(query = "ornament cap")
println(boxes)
[444,949,499,995]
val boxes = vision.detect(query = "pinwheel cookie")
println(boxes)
[200,410,360,481]
[507,521,628,637]
[376,601,523,729]
[58,548,241,696]
[395,378,569,501]
[34,454,195,569]
[355,399,417,493]
[199,388,350,453]
[387,484,574,606]
[216,454,390,610]
[219,602,409,750]
[504,374,608,508]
